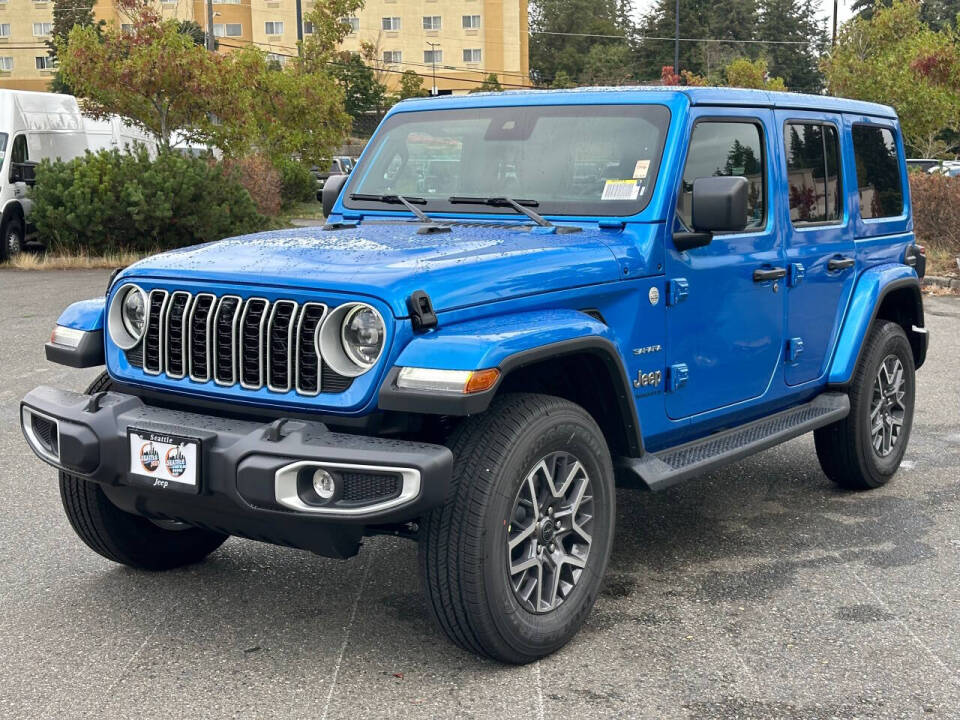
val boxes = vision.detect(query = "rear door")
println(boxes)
[665,109,786,419]
[775,111,856,385]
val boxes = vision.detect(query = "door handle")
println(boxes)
[753,267,787,282]
[828,257,856,271]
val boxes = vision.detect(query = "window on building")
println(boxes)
[267,53,286,67]
[783,123,842,225]
[303,20,313,34]
[0,57,13,72]
[341,16,359,33]
[423,16,441,30]
[120,23,133,33]
[264,21,284,35]
[677,121,766,232]
[382,16,401,31]
[217,0,241,4]
[463,48,481,63]
[383,50,402,65]
[424,49,442,64]
[852,124,904,219]
[33,22,52,36]
[0,24,10,38]
[462,15,481,29]
[35,55,52,70]
[213,23,242,37]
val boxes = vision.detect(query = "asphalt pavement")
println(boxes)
[1,269,959,719]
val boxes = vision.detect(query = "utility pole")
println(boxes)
[205,0,215,51]
[831,0,838,45]
[427,41,440,95]
[295,0,303,55]
[674,0,680,77]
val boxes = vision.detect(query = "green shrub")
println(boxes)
[275,157,317,206]
[31,148,268,254]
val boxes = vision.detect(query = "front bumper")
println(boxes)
[20,385,453,558]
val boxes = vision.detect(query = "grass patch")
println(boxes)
[4,249,149,270]
[279,199,325,224]
[926,246,958,278]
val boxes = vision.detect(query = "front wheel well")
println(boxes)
[875,283,925,368]
[496,349,640,458]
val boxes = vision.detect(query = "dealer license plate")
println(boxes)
[127,429,200,494]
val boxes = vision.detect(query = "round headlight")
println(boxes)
[121,287,146,338]
[341,304,385,368]
[107,283,148,350]
[316,302,387,377]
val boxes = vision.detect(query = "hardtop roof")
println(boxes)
[397,86,897,120]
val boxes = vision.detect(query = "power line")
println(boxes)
[531,30,813,46]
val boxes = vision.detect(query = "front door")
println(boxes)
[665,110,786,420]
[9,134,32,215]
[775,112,856,386]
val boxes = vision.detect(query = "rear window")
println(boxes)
[784,123,842,225]
[852,125,903,219]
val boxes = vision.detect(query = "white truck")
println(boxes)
[0,89,155,261]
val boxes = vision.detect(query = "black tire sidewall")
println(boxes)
[5,218,23,258]
[853,324,916,484]
[478,407,614,659]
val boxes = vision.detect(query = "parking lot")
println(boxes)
[1,268,958,719]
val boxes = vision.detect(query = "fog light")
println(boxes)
[312,468,337,500]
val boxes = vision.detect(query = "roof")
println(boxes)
[397,86,897,120]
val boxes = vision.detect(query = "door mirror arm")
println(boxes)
[672,231,713,252]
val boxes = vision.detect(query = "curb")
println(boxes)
[923,275,960,290]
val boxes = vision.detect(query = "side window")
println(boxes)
[677,121,765,232]
[10,134,27,164]
[852,125,903,219]
[784,122,843,225]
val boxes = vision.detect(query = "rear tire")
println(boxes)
[419,393,615,663]
[58,372,228,570]
[815,321,916,490]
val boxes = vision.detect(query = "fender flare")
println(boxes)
[378,309,644,455]
[827,264,924,386]
[0,199,24,233]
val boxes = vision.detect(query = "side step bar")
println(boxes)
[619,393,850,492]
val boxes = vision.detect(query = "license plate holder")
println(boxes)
[127,428,200,495]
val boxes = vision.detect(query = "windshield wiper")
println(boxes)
[448,196,552,227]
[350,193,434,223]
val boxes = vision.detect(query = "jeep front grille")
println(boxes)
[136,292,352,395]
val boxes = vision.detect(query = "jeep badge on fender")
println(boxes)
[21,87,927,664]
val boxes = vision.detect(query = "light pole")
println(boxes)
[674,0,680,77]
[427,41,440,95]
[205,0,215,51]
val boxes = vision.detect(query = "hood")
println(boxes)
[122,222,624,316]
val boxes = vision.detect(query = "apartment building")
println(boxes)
[0,0,529,94]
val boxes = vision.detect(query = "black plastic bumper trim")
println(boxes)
[44,329,105,368]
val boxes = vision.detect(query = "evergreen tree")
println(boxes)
[529,0,635,85]
[757,0,826,92]
[47,0,99,94]
[853,0,960,30]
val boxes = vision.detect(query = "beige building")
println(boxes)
[0,0,530,94]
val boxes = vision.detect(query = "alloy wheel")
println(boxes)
[506,451,594,613]
[870,354,906,457]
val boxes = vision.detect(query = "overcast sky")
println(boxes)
[629,0,855,28]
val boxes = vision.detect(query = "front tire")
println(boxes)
[419,393,615,663]
[2,217,24,261]
[815,320,916,490]
[58,372,228,570]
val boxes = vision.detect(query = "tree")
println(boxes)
[757,0,826,92]
[529,0,635,85]
[47,0,100,94]
[853,0,960,30]
[56,1,249,152]
[177,19,211,48]
[822,0,960,156]
[470,73,503,93]
[550,70,576,88]
[725,57,787,89]
[299,0,365,73]
[397,70,428,99]
[329,52,387,118]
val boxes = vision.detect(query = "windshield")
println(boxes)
[345,104,670,217]
[0,133,7,173]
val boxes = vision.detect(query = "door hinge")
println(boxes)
[667,278,689,306]
[786,337,804,364]
[668,362,689,392]
[788,262,805,287]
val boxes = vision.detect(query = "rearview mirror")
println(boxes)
[322,173,348,217]
[11,161,38,186]
[691,175,748,233]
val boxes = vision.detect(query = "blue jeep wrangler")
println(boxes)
[21,88,928,663]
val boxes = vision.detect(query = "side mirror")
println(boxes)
[322,173,348,217]
[11,161,37,186]
[674,175,749,252]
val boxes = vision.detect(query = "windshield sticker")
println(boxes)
[601,179,640,201]
[633,160,650,179]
